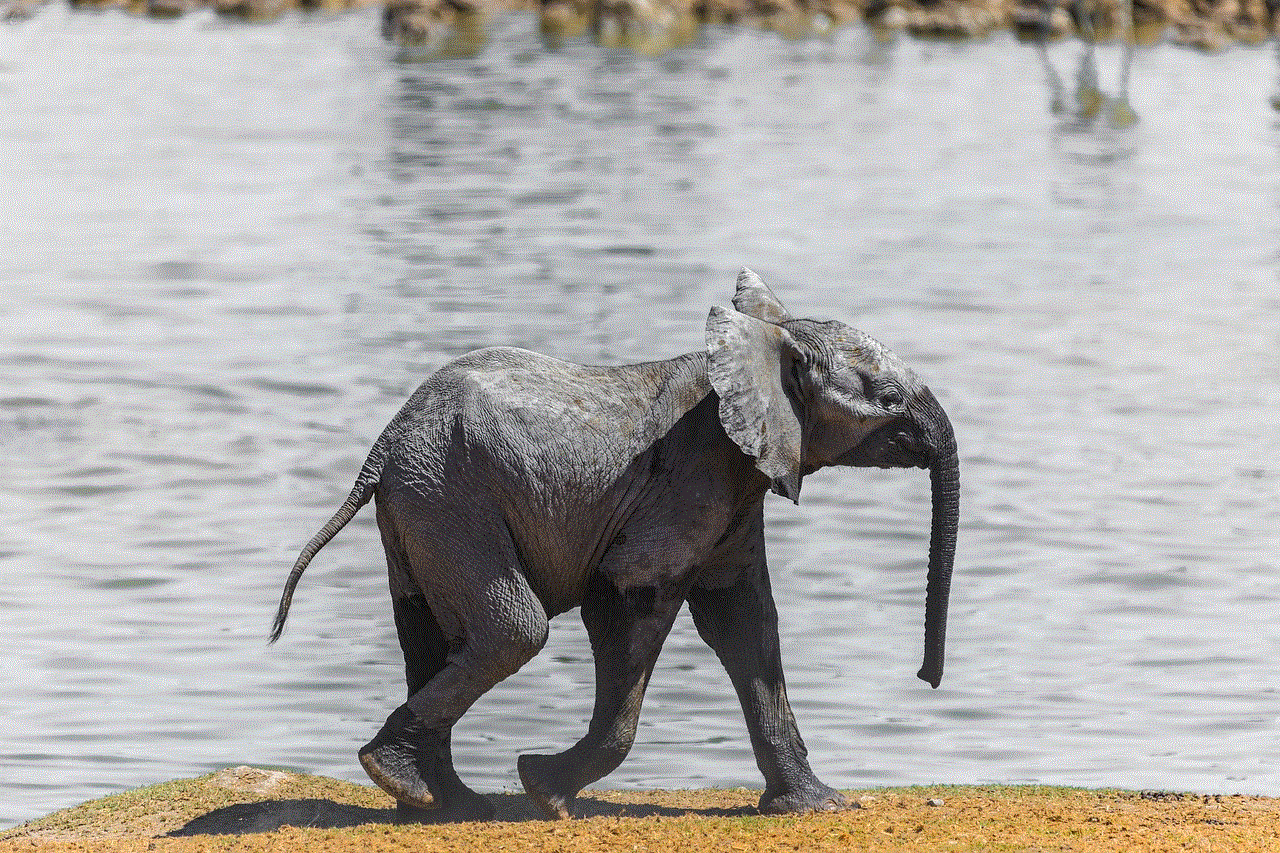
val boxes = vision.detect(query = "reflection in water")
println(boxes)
[1273,40,1280,112]
[388,8,494,58]
[382,0,707,57]
[1025,0,1137,127]
[584,0,703,55]
[384,0,849,57]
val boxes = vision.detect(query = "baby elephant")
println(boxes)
[271,269,958,821]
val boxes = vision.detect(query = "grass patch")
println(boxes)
[4,769,1278,853]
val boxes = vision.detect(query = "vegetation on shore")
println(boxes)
[5,766,1280,852]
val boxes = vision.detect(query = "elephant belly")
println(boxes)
[504,516,607,619]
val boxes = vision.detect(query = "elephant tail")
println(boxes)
[269,464,380,644]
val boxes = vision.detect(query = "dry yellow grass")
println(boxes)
[4,767,1279,853]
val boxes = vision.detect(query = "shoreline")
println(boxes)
[5,0,1278,52]
[4,767,1279,852]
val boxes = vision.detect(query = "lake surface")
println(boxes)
[1,6,1278,828]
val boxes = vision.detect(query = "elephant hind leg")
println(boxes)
[364,583,547,821]
[394,594,448,696]
[364,504,549,821]
[382,594,480,822]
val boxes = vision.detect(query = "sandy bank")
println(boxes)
[4,766,1279,852]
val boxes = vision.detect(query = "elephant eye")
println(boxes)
[880,388,904,408]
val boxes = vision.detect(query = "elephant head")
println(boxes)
[706,269,959,689]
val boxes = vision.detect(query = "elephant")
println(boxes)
[270,269,959,822]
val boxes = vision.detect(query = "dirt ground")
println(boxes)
[4,766,1279,852]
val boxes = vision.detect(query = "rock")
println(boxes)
[214,0,296,19]
[871,3,910,27]
[147,0,201,16]
[382,0,510,46]
[1,0,45,18]
[210,766,291,795]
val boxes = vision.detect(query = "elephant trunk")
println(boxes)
[915,389,958,689]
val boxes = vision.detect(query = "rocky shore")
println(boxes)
[3,0,1278,52]
[4,767,1280,853]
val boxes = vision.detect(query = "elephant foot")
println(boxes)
[517,753,577,820]
[395,791,494,824]
[358,705,440,810]
[759,783,848,815]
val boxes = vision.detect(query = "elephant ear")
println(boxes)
[732,268,793,325]
[706,305,807,503]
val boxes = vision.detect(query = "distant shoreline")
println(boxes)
[4,767,1278,852]
[4,0,1276,52]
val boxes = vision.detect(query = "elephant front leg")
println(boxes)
[687,559,847,815]
[518,572,688,819]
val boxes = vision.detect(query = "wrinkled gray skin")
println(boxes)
[270,270,959,822]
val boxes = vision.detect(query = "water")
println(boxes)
[1,6,1278,828]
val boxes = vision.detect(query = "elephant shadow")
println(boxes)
[167,793,754,835]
